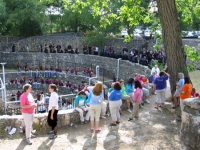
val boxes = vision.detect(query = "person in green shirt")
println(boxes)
[120,79,133,113]
[74,91,90,124]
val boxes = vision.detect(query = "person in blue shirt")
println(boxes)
[89,82,104,133]
[109,82,122,126]
[172,72,185,109]
[74,91,90,124]
[125,78,135,97]
[153,71,170,109]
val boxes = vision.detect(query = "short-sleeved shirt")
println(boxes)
[48,92,59,110]
[20,93,35,114]
[132,88,142,102]
[177,78,185,91]
[74,95,86,107]
[154,76,169,90]
[180,84,192,100]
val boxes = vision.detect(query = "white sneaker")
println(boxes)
[106,112,110,116]
[26,138,32,145]
[145,99,150,104]
[100,116,106,119]
[127,109,132,113]
[31,134,36,138]
[153,92,157,95]
[139,104,144,109]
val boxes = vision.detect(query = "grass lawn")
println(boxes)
[189,70,200,93]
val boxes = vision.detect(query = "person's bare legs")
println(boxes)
[95,121,99,129]
[173,96,177,107]
[90,121,94,129]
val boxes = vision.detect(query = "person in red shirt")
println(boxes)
[66,81,69,88]
[59,80,64,86]
[70,68,74,75]
[24,63,28,72]
[78,85,82,91]
[66,67,69,74]
[41,77,45,84]
[75,69,79,75]
[17,62,21,72]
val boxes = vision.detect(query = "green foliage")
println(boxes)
[1,0,48,36]
[184,45,200,72]
[82,30,105,47]
[149,60,165,71]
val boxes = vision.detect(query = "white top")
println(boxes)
[151,67,160,76]
[48,92,59,111]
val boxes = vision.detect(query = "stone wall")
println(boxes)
[180,98,200,150]
[147,39,200,51]
[0,52,151,81]
[0,109,78,136]
[0,36,25,52]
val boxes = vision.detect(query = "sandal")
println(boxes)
[154,107,158,109]
[95,129,101,133]
[116,121,120,124]
[90,128,94,132]
[172,106,177,109]
[110,123,117,126]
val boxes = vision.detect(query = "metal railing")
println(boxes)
[3,94,76,115]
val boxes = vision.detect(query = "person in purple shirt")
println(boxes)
[153,71,170,109]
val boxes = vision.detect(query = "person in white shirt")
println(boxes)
[151,65,160,76]
[47,84,59,139]
[37,94,46,113]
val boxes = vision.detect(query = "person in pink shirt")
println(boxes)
[128,80,143,121]
[20,84,37,145]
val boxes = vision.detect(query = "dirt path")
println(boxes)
[0,84,181,150]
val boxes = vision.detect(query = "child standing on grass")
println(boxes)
[128,80,143,121]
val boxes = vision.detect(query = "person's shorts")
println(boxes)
[174,90,180,97]
[142,88,150,97]
[121,95,131,102]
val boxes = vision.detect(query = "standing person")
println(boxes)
[172,72,185,109]
[180,77,192,119]
[47,84,59,139]
[20,84,37,145]
[25,44,29,52]
[109,82,122,126]
[37,94,46,113]
[153,71,170,109]
[89,82,104,133]
[74,91,90,124]
[128,80,143,121]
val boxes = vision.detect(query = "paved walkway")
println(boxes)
[0,86,181,150]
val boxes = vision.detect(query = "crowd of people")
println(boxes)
[18,61,200,145]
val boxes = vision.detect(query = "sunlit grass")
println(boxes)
[189,70,200,93]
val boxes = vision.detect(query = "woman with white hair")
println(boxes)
[172,72,185,109]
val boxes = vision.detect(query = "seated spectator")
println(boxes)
[70,68,74,75]
[17,62,21,72]
[29,67,32,77]
[59,80,64,86]
[28,78,33,85]
[65,101,73,109]
[148,72,157,83]
[191,88,196,97]
[119,79,133,113]
[16,91,22,100]
[78,85,83,91]
[74,91,90,124]
[11,93,16,101]
[24,63,28,72]
[33,78,38,89]
[139,56,148,66]
[41,77,45,84]
[35,66,39,77]
[37,94,46,113]
[151,65,160,76]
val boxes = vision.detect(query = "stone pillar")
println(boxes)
[180,98,200,150]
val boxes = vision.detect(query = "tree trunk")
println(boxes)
[156,0,189,95]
